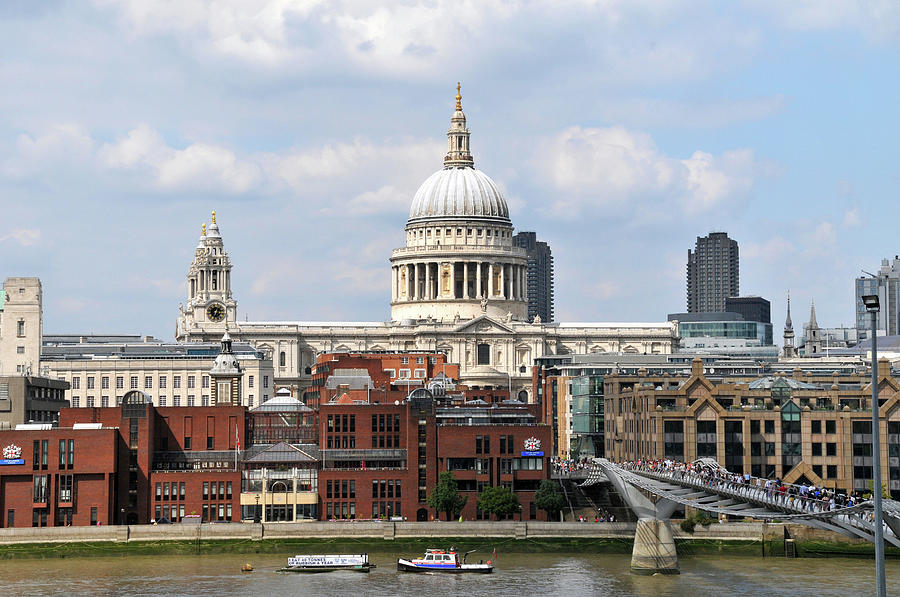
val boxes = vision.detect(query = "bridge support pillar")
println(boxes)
[631,518,679,574]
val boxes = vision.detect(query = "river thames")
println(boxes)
[0,551,896,596]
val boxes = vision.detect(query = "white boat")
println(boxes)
[397,548,494,573]
[278,554,375,573]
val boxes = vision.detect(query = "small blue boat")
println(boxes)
[397,548,493,573]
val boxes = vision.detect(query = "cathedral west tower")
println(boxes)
[177,211,238,337]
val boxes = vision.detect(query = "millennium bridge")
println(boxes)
[578,458,900,574]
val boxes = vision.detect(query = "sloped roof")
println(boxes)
[244,442,318,464]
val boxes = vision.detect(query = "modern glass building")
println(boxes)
[568,375,604,458]
[668,311,773,347]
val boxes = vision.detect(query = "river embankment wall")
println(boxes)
[0,520,868,546]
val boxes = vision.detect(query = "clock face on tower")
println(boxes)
[206,303,226,323]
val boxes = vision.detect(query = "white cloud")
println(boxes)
[0,229,41,247]
[842,207,862,228]
[3,122,440,202]
[94,0,757,83]
[743,236,796,262]
[99,124,261,193]
[536,126,767,217]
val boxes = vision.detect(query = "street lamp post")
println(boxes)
[862,293,886,597]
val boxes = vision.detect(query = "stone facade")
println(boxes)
[0,277,42,377]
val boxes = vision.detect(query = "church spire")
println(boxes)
[444,82,474,169]
[783,291,795,358]
[809,299,818,328]
[785,291,793,330]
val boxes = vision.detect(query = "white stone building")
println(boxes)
[175,87,679,401]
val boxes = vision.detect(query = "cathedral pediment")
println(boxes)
[452,315,515,335]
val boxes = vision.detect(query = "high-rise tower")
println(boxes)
[512,231,554,322]
[686,232,739,312]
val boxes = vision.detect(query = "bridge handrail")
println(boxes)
[607,460,882,529]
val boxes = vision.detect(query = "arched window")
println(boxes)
[279,351,286,367]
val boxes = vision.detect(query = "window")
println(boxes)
[16,346,24,354]
[477,343,490,365]
[400,357,409,364]
[280,352,286,367]
[130,376,138,389]
[414,369,426,378]
[248,375,254,388]
[188,376,195,389]
[202,376,209,389]
[72,377,80,390]
[87,377,95,390]
[384,369,395,379]
[827,465,838,478]
[101,376,109,389]
[826,442,837,456]
[173,376,181,389]
[826,420,836,434]
[143,376,152,389]
[17,320,25,337]
[416,356,424,364]
[263,376,269,389]
[811,420,822,434]
[207,436,214,450]
[116,376,124,390]
[764,420,775,434]
[159,376,167,389]
[399,369,410,379]
[750,420,760,434]
[811,443,822,456]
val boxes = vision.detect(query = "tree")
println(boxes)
[533,480,565,520]
[477,486,520,520]
[427,471,468,521]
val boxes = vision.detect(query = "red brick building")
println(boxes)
[317,391,551,522]
[0,426,118,527]
[56,390,245,525]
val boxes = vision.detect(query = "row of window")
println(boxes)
[70,395,262,408]
[384,369,427,379]
[475,435,516,455]
[70,375,268,391]
[32,440,74,471]
[155,482,186,501]
[325,479,356,499]
[412,227,511,239]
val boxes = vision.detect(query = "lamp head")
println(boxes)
[862,294,880,312]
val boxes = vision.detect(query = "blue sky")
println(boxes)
[1,1,898,340]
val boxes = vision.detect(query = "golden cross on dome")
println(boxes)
[211,210,217,224]
[456,82,461,111]
[202,223,206,236]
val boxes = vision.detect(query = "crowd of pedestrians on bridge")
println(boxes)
[552,456,593,476]
[618,459,866,515]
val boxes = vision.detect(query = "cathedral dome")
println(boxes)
[408,167,509,224]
